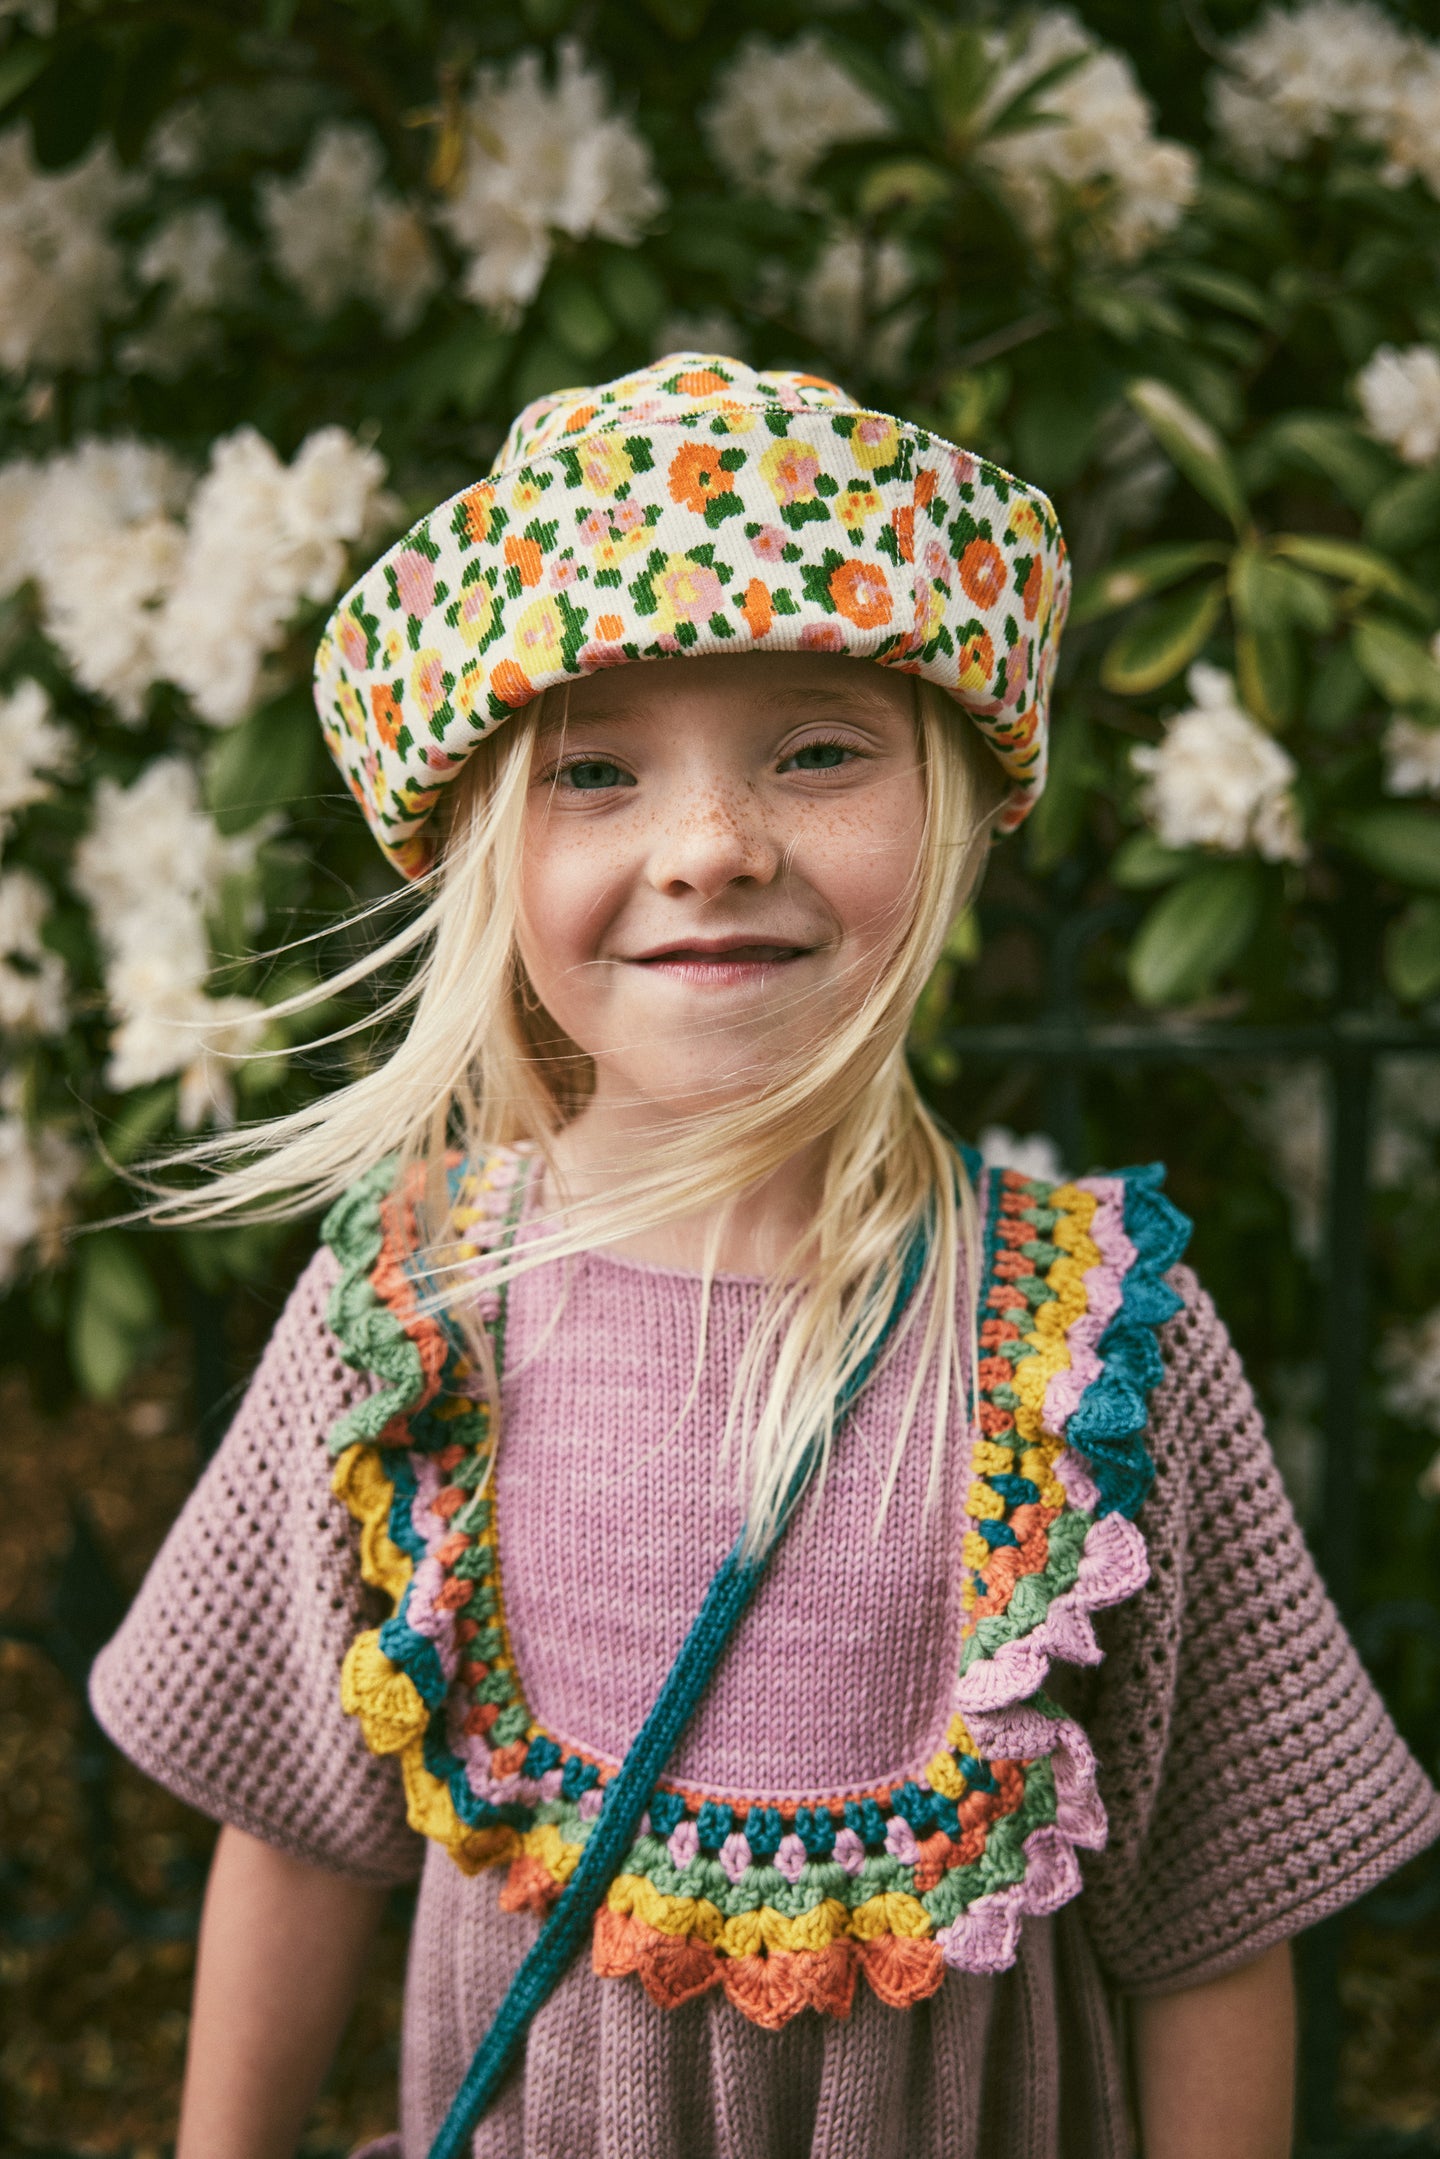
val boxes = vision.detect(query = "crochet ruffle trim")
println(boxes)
[323,1150,1189,2027]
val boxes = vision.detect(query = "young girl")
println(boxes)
[92,355,1438,2159]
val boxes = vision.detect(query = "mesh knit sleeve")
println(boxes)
[89,1247,422,1886]
[1078,1265,1440,1994]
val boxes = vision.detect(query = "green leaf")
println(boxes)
[638,0,712,34]
[104,1084,178,1166]
[1111,831,1192,889]
[0,39,48,115]
[1099,579,1223,696]
[1386,898,1440,1002]
[1265,414,1391,513]
[1076,285,1186,344]
[922,22,997,141]
[1128,860,1264,1007]
[1069,544,1230,628]
[1352,618,1440,714]
[69,1234,161,1399]
[1235,624,1298,728]
[403,321,512,421]
[856,158,952,218]
[597,253,666,337]
[1024,714,1093,875]
[1365,468,1440,555]
[1306,641,1371,733]
[206,689,321,833]
[1230,548,1332,637]
[1126,378,1248,533]
[1163,261,1275,325]
[544,274,615,363]
[1337,807,1440,891]
[1272,533,1426,612]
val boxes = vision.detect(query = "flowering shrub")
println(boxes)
[0,0,1437,1564]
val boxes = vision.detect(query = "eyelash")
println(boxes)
[541,732,867,789]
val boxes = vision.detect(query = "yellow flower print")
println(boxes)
[338,681,365,741]
[381,626,404,668]
[578,436,634,493]
[510,477,546,513]
[760,437,821,507]
[513,595,566,673]
[411,648,447,718]
[456,581,496,648]
[838,480,883,524]
[850,415,900,470]
[1008,499,1044,547]
[652,552,726,636]
[454,662,484,718]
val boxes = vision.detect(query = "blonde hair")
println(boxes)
[148,674,1007,1552]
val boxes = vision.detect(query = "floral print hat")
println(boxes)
[313,353,1070,878]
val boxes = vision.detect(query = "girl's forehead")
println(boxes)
[549,655,914,729]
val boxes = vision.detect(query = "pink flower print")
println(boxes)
[579,510,608,546]
[612,499,644,533]
[410,646,446,719]
[1003,642,1029,707]
[653,554,724,635]
[775,1833,807,1885]
[719,1831,753,1883]
[667,1819,700,1870]
[548,556,578,590]
[394,548,436,618]
[750,524,789,563]
[339,612,369,669]
[833,1827,866,1875]
[800,621,845,652]
[760,438,821,507]
[922,539,951,585]
[885,1815,920,1866]
[946,448,978,490]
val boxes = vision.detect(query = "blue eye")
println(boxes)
[785,742,849,771]
[563,759,632,790]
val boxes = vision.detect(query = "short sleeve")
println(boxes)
[1078,1265,1440,1993]
[89,1247,422,1886]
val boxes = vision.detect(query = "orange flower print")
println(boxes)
[339,612,368,669]
[891,506,914,563]
[370,683,403,748]
[394,548,435,618]
[760,438,821,507]
[667,441,737,515]
[459,483,497,544]
[915,468,937,509]
[504,534,544,587]
[562,402,598,434]
[595,613,624,641]
[829,559,892,629]
[1022,557,1045,621]
[491,659,534,706]
[958,539,1006,610]
[411,647,446,718]
[800,622,845,652]
[740,579,773,639]
[676,368,728,397]
[957,629,995,693]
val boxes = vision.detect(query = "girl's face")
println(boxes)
[517,653,926,1123]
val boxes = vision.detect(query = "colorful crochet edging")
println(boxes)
[325,1150,1189,2026]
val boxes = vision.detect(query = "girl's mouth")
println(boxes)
[627,940,815,984]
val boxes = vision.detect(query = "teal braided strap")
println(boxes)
[426,1220,931,2159]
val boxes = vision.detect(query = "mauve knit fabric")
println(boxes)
[91,1243,1440,2159]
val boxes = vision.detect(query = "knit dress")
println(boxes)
[91,1153,1440,2159]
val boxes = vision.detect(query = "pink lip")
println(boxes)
[629,936,812,962]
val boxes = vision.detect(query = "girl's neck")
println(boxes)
[542,1099,826,1275]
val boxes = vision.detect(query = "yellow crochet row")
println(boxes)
[604,1870,935,1955]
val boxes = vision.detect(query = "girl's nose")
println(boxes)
[646,789,781,899]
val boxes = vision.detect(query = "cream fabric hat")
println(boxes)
[313,353,1070,877]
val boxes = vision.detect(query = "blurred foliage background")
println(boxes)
[3,0,1440,2145]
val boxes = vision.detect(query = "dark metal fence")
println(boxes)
[4,876,1440,2156]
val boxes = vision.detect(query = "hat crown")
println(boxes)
[493,352,860,473]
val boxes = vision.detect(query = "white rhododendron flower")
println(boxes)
[153,425,392,725]
[259,122,441,334]
[799,230,914,369]
[1211,2,1440,199]
[977,12,1197,261]
[439,45,662,317]
[120,202,251,377]
[1132,663,1306,861]
[1356,344,1440,466]
[1382,1307,1440,1498]
[704,32,891,207]
[978,1125,1066,1184]
[1383,714,1440,796]
[0,125,143,375]
[0,678,72,838]
[72,758,269,1126]
[12,438,190,719]
[0,868,66,1034]
[0,1105,82,1288]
